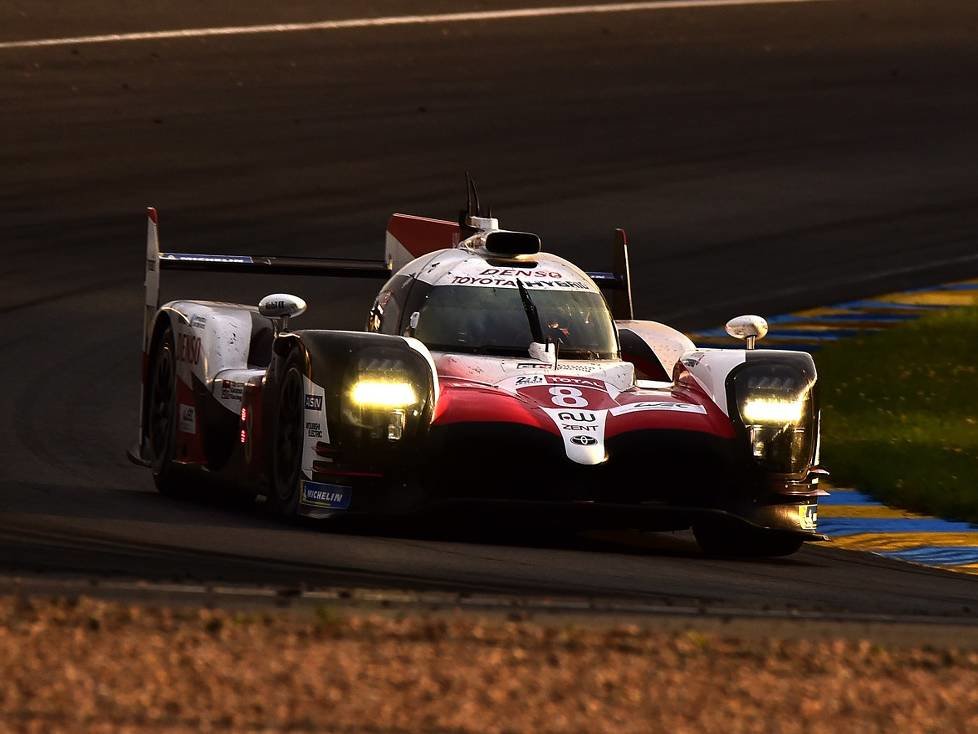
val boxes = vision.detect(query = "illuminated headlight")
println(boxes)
[350,380,417,409]
[741,396,805,424]
[727,357,818,475]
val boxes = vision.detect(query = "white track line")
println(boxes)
[0,0,831,51]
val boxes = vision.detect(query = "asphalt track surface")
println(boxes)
[2,0,978,619]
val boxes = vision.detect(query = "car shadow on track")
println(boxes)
[0,480,816,572]
[307,511,813,569]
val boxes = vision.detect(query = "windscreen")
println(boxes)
[412,285,618,359]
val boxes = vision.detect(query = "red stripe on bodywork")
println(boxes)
[605,387,736,440]
[432,383,559,435]
[387,213,459,258]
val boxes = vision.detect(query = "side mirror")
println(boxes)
[405,311,421,337]
[725,315,768,350]
[259,293,307,332]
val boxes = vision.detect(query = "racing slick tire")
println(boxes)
[146,326,189,497]
[693,519,805,558]
[267,350,306,517]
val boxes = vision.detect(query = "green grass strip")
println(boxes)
[816,305,978,522]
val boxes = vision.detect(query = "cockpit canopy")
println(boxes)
[367,251,620,360]
[413,284,617,359]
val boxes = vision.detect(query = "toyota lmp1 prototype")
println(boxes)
[130,186,827,556]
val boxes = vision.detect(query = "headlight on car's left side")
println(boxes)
[740,395,806,425]
[727,356,818,475]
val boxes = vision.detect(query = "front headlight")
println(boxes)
[727,356,818,475]
[741,395,806,425]
[350,380,417,409]
[345,354,425,442]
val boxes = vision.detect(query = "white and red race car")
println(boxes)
[131,186,825,556]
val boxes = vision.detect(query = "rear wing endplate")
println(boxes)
[585,228,633,321]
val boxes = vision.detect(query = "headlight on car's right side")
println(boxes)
[343,353,429,442]
[350,380,418,409]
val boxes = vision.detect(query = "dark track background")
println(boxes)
[1,0,977,617]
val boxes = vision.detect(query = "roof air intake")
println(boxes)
[484,230,541,256]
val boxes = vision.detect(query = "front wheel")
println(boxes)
[267,353,306,516]
[693,520,804,558]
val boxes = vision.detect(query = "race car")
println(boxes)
[130,184,827,556]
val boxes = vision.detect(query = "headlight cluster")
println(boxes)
[350,380,418,409]
[740,396,806,425]
[345,355,426,442]
[728,359,817,475]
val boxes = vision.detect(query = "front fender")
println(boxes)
[270,330,437,464]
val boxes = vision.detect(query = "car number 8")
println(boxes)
[549,386,588,408]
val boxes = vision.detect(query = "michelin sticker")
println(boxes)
[300,481,351,510]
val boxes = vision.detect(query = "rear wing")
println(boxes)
[134,207,392,464]
[142,207,391,351]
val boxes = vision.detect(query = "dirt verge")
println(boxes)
[2,595,978,733]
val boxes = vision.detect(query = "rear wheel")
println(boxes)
[147,327,186,496]
[693,520,804,558]
[267,353,305,516]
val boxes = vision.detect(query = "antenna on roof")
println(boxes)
[464,171,474,219]
[459,173,499,236]
[470,175,482,217]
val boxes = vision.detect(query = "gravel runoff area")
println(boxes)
[1,596,978,733]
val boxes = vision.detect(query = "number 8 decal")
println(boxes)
[549,386,588,408]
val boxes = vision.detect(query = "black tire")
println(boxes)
[693,520,805,558]
[146,326,187,497]
[267,352,306,516]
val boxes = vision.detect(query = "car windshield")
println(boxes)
[412,285,618,359]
